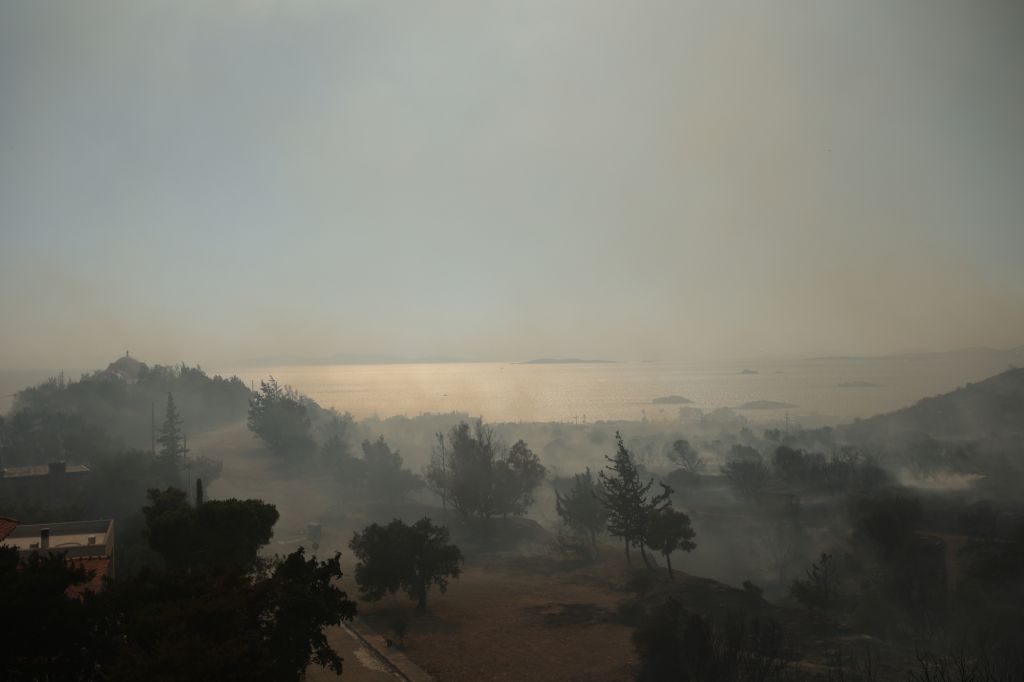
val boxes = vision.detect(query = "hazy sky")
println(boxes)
[1,1,1022,369]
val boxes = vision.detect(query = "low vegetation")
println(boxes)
[4,359,1024,680]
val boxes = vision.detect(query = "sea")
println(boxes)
[2,353,1017,427]
[214,354,1018,427]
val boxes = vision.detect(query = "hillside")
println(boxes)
[8,355,252,451]
[842,367,1024,442]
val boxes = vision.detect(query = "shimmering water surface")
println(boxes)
[214,356,1014,425]
[2,356,1012,426]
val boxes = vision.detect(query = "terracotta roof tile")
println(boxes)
[0,517,18,542]
[66,556,111,598]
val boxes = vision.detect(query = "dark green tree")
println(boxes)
[493,439,547,519]
[0,546,100,680]
[555,468,607,548]
[442,420,497,520]
[426,421,545,525]
[645,507,697,578]
[361,436,425,503]
[157,392,187,463]
[195,498,279,569]
[143,487,279,571]
[322,431,364,494]
[598,432,671,568]
[95,549,356,681]
[772,446,807,485]
[722,457,770,501]
[259,549,359,679]
[247,377,314,457]
[142,487,195,569]
[349,517,463,612]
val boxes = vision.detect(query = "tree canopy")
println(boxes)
[598,432,671,568]
[111,551,353,681]
[0,546,97,680]
[555,467,607,549]
[361,435,425,503]
[644,507,697,578]
[425,420,546,524]
[349,517,463,611]
[156,391,187,458]
[247,377,315,458]
[10,361,250,451]
[143,487,279,571]
[0,540,355,681]
[722,455,770,501]
[667,439,705,473]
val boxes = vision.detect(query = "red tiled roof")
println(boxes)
[66,556,112,599]
[0,517,18,541]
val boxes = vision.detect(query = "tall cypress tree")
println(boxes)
[157,392,188,462]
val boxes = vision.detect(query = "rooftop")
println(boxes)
[1,462,91,479]
[6,519,113,558]
[1,518,115,597]
[0,517,18,541]
[66,556,113,598]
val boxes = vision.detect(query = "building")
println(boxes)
[0,461,91,505]
[2,518,115,597]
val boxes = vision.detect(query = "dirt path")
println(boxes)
[305,623,405,682]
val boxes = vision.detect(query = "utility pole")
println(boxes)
[435,431,447,514]
[184,432,190,494]
[151,402,156,455]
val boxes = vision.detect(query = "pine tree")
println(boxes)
[598,432,670,568]
[157,392,188,462]
[247,377,314,457]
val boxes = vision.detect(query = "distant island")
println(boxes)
[740,368,759,375]
[838,381,880,388]
[652,395,693,405]
[520,358,616,365]
[736,400,797,409]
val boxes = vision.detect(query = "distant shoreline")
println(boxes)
[736,400,798,410]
